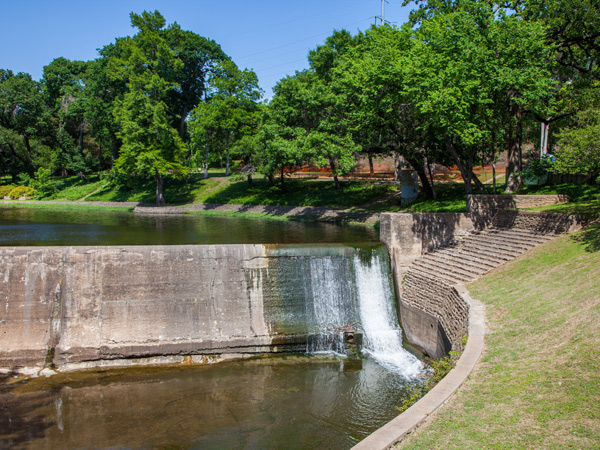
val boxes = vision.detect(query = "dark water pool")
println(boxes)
[0,208,378,246]
[0,356,413,450]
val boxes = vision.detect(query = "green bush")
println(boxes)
[0,185,16,198]
[8,186,36,199]
[29,167,58,198]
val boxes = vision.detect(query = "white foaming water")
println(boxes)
[354,253,423,378]
[306,257,350,355]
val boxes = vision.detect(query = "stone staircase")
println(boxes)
[401,224,561,353]
[407,227,557,286]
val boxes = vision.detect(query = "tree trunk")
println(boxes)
[368,154,374,177]
[444,137,473,195]
[505,102,523,193]
[425,148,436,199]
[204,133,209,179]
[393,152,404,181]
[79,120,85,152]
[247,174,253,187]
[492,162,497,195]
[225,136,231,176]
[179,105,188,140]
[155,172,166,207]
[22,135,35,177]
[279,166,287,192]
[329,158,340,189]
[406,156,434,199]
[470,168,487,194]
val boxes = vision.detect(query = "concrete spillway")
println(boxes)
[0,244,421,377]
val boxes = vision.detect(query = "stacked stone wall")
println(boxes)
[467,194,570,229]
[467,194,569,213]
[401,272,469,358]
[493,210,588,233]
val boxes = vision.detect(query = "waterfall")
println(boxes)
[290,245,422,378]
[305,256,357,355]
[353,250,423,377]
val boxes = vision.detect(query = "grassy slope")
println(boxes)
[399,225,600,449]
[2,170,599,216]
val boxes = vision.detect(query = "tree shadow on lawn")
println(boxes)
[571,222,600,253]
[202,178,395,210]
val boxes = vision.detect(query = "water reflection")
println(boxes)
[0,356,411,450]
[0,208,378,246]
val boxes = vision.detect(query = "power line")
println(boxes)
[236,16,373,62]
[227,0,373,40]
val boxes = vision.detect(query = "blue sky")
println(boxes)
[2,0,413,96]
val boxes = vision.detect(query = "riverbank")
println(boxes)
[397,224,600,449]
[0,200,380,224]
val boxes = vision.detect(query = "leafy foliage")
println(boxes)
[7,185,36,199]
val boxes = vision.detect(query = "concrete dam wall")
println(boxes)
[0,244,420,375]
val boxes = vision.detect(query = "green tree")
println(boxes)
[265,70,357,189]
[189,60,262,176]
[336,24,444,197]
[553,83,600,180]
[164,27,229,140]
[0,70,49,177]
[404,1,555,193]
[112,10,188,206]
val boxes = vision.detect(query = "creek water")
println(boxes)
[0,357,415,450]
[0,209,424,450]
[0,207,378,246]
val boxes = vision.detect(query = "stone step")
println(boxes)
[420,252,491,275]
[462,234,539,252]
[454,244,516,262]
[460,239,525,258]
[481,229,553,246]
[404,270,454,291]
[432,246,507,270]
[410,259,473,284]
[487,227,557,241]
[404,267,459,289]
[411,260,471,285]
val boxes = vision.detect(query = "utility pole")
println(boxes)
[377,0,389,25]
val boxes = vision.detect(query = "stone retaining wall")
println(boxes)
[380,213,474,359]
[493,210,588,233]
[379,212,474,281]
[400,272,469,359]
[467,194,570,228]
[467,194,569,212]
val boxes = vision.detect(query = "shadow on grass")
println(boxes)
[202,178,397,210]
[398,183,468,214]
[571,223,600,253]
[85,175,200,205]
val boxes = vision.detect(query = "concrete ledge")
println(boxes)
[351,285,485,450]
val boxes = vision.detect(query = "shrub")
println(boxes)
[29,167,57,198]
[0,185,16,198]
[8,186,36,199]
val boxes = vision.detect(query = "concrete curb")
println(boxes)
[351,284,485,450]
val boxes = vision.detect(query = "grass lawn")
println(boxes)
[2,168,599,217]
[398,224,600,449]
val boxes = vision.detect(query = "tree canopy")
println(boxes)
[1,2,599,204]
